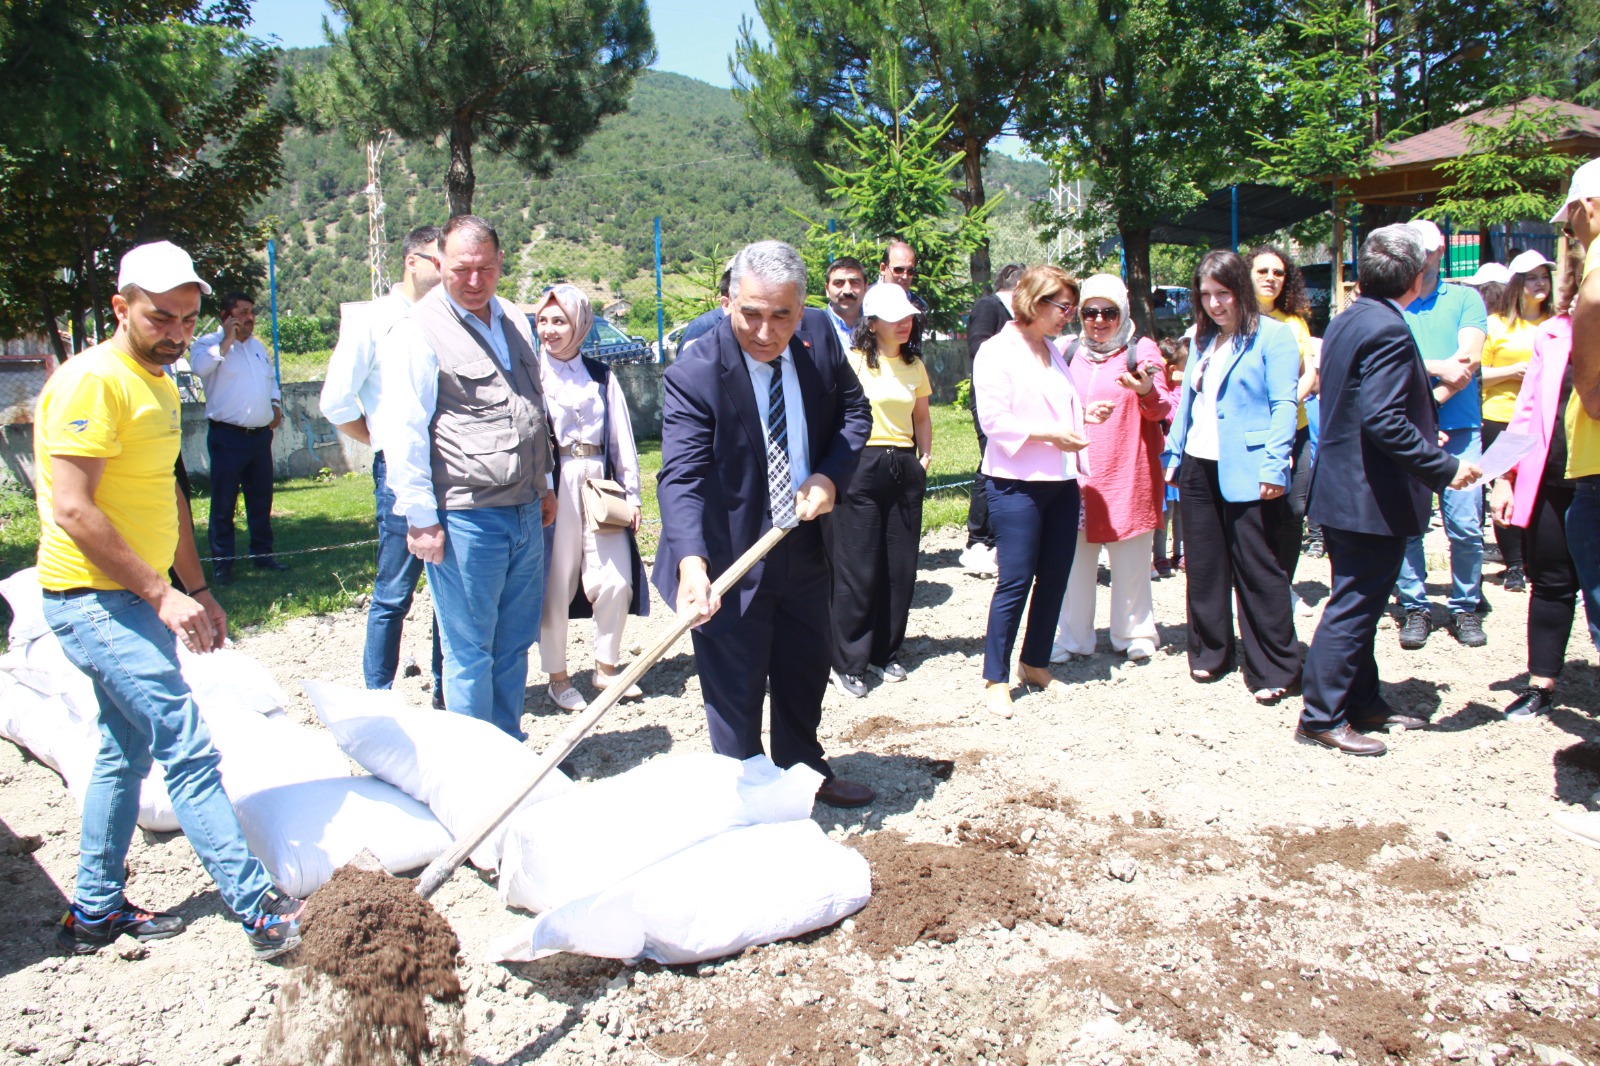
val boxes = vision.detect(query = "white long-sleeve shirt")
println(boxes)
[190,331,280,428]
[540,352,643,506]
[318,288,413,450]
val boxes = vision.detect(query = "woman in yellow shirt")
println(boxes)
[829,282,934,699]
[1482,249,1555,591]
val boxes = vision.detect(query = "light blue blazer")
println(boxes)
[1163,315,1301,503]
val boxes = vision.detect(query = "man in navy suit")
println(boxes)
[653,240,876,806]
[1298,225,1483,755]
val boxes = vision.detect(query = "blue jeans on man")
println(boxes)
[43,589,276,921]
[1564,479,1600,654]
[364,453,443,694]
[1395,427,1483,615]
[425,501,546,739]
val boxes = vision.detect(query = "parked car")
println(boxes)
[524,310,656,365]
[1151,285,1192,334]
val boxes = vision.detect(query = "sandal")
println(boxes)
[1252,687,1288,704]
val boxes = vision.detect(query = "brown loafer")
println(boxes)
[1294,722,1387,756]
[816,777,875,808]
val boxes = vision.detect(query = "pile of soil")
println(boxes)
[263,867,465,1066]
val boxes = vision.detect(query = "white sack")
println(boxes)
[488,820,871,965]
[497,753,823,914]
[302,680,573,871]
[234,776,454,898]
[205,700,351,801]
[0,566,49,645]
[175,646,292,716]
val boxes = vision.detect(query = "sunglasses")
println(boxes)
[1254,267,1286,278]
[1040,295,1077,315]
[1080,306,1121,322]
[889,265,917,276]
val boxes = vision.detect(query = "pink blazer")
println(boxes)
[1504,314,1571,528]
[973,323,1089,481]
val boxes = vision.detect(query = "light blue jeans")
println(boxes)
[425,502,545,739]
[43,589,276,919]
[1395,428,1483,615]
[1565,479,1600,654]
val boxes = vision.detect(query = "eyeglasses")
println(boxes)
[1040,295,1078,315]
[1079,306,1121,322]
[1563,223,1576,239]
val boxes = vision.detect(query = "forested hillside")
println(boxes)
[258,50,1050,332]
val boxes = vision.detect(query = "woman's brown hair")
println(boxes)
[1012,265,1080,326]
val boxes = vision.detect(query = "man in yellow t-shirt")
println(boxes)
[33,241,303,960]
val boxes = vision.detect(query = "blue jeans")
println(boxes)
[1396,427,1483,615]
[363,453,443,692]
[426,502,546,738]
[983,476,1079,682]
[1564,479,1600,655]
[43,589,276,919]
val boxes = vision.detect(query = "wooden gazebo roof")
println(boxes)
[1341,96,1600,208]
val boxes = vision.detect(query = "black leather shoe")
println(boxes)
[1295,722,1387,756]
[212,563,233,587]
[253,557,289,572]
[431,688,446,711]
[1398,608,1432,650]
[816,777,874,807]
[1349,710,1430,732]
[1504,686,1553,722]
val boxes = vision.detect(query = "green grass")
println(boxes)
[0,483,42,648]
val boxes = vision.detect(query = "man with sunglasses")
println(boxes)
[880,239,930,350]
[320,225,447,699]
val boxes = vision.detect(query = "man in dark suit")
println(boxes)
[960,263,1024,575]
[654,240,875,806]
[1298,225,1483,755]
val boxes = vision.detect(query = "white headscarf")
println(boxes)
[1076,273,1136,357]
[531,284,594,361]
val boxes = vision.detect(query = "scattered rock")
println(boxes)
[1504,945,1532,963]
[888,962,917,983]
[1104,858,1139,883]
[1440,1032,1467,1059]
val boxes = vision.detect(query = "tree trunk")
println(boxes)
[38,289,67,366]
[1122,225,1155,338]
[80,223,105,343]
[961,136,991,292]
[446,110,477,217]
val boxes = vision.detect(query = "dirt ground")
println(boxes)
[5,524,1600,1066]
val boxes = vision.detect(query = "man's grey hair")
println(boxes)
[1358,225,1426,300]
[729,240,807,301]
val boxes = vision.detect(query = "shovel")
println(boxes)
[411,523,791,900]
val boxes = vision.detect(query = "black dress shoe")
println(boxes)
[1349,711,1430,732]
[253,557,289,572]
[815,777,874,807]
[431,689,446,711]
[212,564,233,587]
[1294,722,1387,756]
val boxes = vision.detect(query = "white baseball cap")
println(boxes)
[117,241,212,295]
[1464,262,1512,286]
[1406,218,1445,253]
[1552,157,1600,224]
[861,281,920,323]
[1507,249,1555,276]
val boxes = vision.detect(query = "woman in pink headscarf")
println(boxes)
[533,285,649,711]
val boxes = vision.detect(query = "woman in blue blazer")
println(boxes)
[1164,250,1303,701]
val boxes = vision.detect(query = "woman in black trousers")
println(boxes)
[830,283,934,698]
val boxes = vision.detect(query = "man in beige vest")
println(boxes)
[373,215,556,738]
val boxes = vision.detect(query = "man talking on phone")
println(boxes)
[191,292,284,586]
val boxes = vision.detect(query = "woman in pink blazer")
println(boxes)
[973,265,1111,718]
[1489,243,1600,721]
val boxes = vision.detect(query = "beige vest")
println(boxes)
[408,289,553,510]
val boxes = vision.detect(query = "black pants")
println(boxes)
[966,405,994,547]
[690,523,831,777]
[1178,456,1301,690]
[1300,526,1408,730]
[1482,419,1525,569]
[1526,482,1579,678]
[1275,425,1313,582]
[832,446,925,675]
[206,421,275,564]
[983,476,1079,682]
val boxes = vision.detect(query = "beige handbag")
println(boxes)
[580,478,633,532]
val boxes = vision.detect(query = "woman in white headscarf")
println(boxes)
[1050,274,1175,662]
[533,285,648,711]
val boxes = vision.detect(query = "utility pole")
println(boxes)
[1047,172,1087,265]
[365,131,392,301]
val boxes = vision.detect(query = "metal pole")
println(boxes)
[268,238,281,385]
[654,217,665,363]
[827,218,836,264]
[1230,185,1239,253]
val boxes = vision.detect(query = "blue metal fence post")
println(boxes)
[654,217,665,363]
[267,238,281,385]
[827,218,836,264]
[1230,185,1239,253]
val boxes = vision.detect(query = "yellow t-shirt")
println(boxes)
[848,349,932,448]
[1587,239,1600,283]
[34,341,182,590]
[1568,244,1600,478]
[1481,312,1547,423]
[1266,308,1313,431]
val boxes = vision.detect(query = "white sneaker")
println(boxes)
[1125,639,1156,661]
[1049,644,1073,664]
[960,544,997,577]
[1292,591,1316,617]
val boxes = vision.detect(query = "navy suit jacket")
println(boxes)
[1307,295,1460,538]
[651,309,871,633]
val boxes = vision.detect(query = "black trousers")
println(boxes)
[206,421,275,564]
[966,405,994,547]
[1275,425,1313,582]
[1482,419,1525,568]
[832,446,925,675]
[690,523,831,777]
[1300,525,1408,730]
[983,476,1079,682]
[1178,456,1300,690]
[1525,482,1579,678]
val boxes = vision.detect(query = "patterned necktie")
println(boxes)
[765,359,798,529]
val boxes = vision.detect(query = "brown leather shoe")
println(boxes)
[1349,711,1430,732]
[1294,722,1387,756]
[816,777,875,808]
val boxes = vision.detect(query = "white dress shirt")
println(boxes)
[540,352,643,506]
[319,288,413,450]
[742,349,811,488]
[190,331,280,428]
[824,306,856,356]
[372,293,540,529]
[1183,337,1224,461]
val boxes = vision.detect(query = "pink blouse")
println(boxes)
[973,323,1090,482]
[1062,337,1174,542]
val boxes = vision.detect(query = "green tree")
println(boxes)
[1420,89,1575,229]
[733,0,1065,289]
[1021,0,1279,335]
[312,0,655,217]
[795,77,995,333]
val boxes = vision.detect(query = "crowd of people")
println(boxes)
[21,154,1600,961]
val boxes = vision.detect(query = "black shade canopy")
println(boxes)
[1149,183,1329,246]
